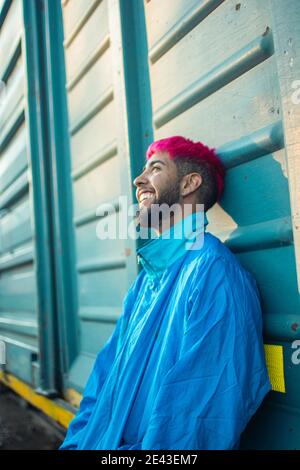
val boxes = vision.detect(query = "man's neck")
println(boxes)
[154,203,197,236]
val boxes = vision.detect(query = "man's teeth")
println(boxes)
[140,192,154,202]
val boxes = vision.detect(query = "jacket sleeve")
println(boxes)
[59,278,139,450]
[59,314,126,449]
[141,255,271,450]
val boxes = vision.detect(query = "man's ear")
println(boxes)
[181,173,202,197]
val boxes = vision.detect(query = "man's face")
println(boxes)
[133,151,181,229]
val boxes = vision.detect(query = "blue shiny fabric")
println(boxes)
[60,212,271,450]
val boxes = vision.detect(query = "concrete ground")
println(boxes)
[0,384,66,450]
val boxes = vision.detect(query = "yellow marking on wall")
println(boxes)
[264,344,286,393]
[0,370,75,428]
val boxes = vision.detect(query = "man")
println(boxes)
[60,136,271,450]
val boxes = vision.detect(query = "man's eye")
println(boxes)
[152,166,161,172]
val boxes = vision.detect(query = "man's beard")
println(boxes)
[138,177,181,231]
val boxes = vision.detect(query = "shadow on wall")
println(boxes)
[209,136,299,449]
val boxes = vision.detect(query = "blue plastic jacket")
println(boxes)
[60,212,271,450]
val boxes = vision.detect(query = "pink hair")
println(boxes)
[146,136,225,200]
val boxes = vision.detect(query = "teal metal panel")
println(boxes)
[0,0,38,387]
[118,0,154,189]
[62,0,126,392]
[0,129,27,196]
[21,0,60,396]
[4,341,38,385]
[41,0,80,377]
[1,0,78,396]
[61,0,153,393]
[22,0,79,396]
[0,197,32,252]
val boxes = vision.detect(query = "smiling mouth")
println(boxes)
[139,191,155,205]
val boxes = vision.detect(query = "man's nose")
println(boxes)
[133,169,148,188]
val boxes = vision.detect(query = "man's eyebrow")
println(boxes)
[143,159,167,171]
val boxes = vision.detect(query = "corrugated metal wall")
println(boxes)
[61,0,142,396]
[0,0,38,385]
[1,0,300,449]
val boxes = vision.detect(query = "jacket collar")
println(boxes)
[137,211,208,281]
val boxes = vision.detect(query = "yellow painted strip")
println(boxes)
[264,344,286,393]
[0,370,75,428]
[65,387,82,409]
